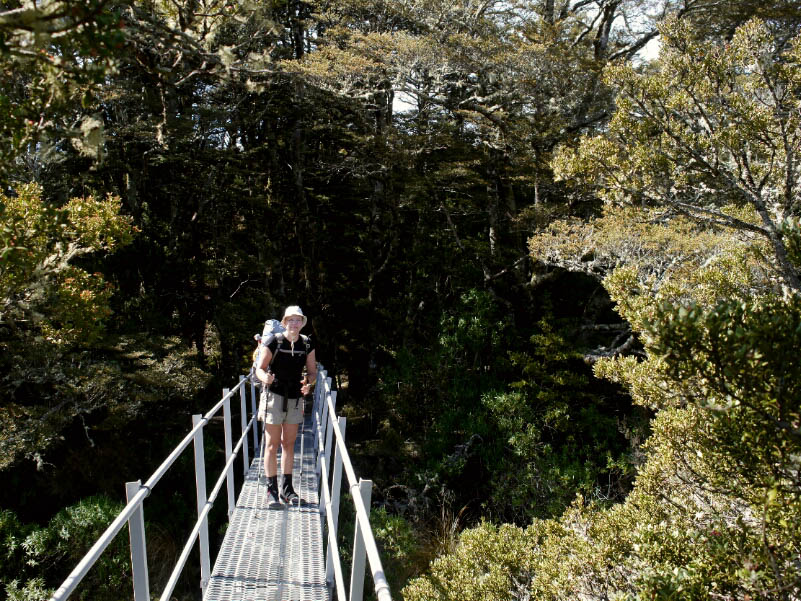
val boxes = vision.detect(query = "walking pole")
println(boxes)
[254,378,275,511]
[298,370,311,510]
[257,417,267,510]
[297,397,305,510]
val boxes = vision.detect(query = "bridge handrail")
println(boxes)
[314,373,392,601]
[328,395,391,601]
[49,378,249,601]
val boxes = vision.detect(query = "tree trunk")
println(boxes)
[544,0,555,25]
[486,149,502,258]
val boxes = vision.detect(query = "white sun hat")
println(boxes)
[281,305,307,327]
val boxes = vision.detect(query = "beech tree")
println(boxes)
[279,0,692,349]
[461,15,801,601]
[0,1,124,187]
[553,17,801,292]
[677,0,801,46]
[528,203,777,361]
[410,174,801,601]
[0,183,134,345]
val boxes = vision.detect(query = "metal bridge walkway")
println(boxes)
[205,413,327,601]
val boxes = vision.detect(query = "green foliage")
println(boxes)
[376,289,513,454]
[589,237,801,598]
[402,520,541,601]
[1,497,129,601]
[509,203,801,599]
[607,406,791,601]
[368,287,801,600]
[0,333,211,472]
[415,290,518,482]
[553,17,801,290]
[481,317,637,521]
[436,14,801,591]
[0,1,124,186]
[436,289,514,387]
[4,578,50,601]
[648,296,801,514]
[678,0,801,50]
[780,216,801,270]
[335,500,425,601]
[0,509,34,587]
[530,204,775,306]
[0,183,134,346]
[371,507,420,569]
[371,283,640,559]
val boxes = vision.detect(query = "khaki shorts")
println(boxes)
[259,390,303,425]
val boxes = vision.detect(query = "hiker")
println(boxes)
[255,305,316,505]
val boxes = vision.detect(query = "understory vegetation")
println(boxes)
[2,1,801,600]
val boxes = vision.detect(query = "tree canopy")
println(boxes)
[2,1,801,600]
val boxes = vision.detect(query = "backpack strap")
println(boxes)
[267,332,285,371]
[251,333,281,386]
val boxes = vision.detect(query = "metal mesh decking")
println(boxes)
[204,416,327,601]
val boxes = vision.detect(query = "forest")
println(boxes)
[1,0,800,600]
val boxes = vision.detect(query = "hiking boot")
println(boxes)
[280,482,300,504]
[266,484,282,508]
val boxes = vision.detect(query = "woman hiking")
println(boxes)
[255,305,316,505]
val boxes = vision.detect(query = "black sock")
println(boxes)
[268,475,278,490]
[282,473,293,491]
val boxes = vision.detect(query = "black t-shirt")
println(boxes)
[264,334,314,399]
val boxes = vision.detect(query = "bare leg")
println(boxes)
[280,423,299,476]
[264,423,283,477]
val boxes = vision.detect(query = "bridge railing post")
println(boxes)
[238,376,249,476]
[349,478,373,601]
[317,386,337,478]
[222,388,235,517]
[319,377,333,472]
[314,374,329,538]
[325,416,346,588]
[125,480,150,601]
[312,369,326,461]
[192,414,211,595]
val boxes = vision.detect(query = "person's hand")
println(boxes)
[264,372,275,386]
[300,378,311,395]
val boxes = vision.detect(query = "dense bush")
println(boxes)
[404,294,801,599]
[1,497,129,601]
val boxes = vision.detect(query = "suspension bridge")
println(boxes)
[49,366,391,601]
